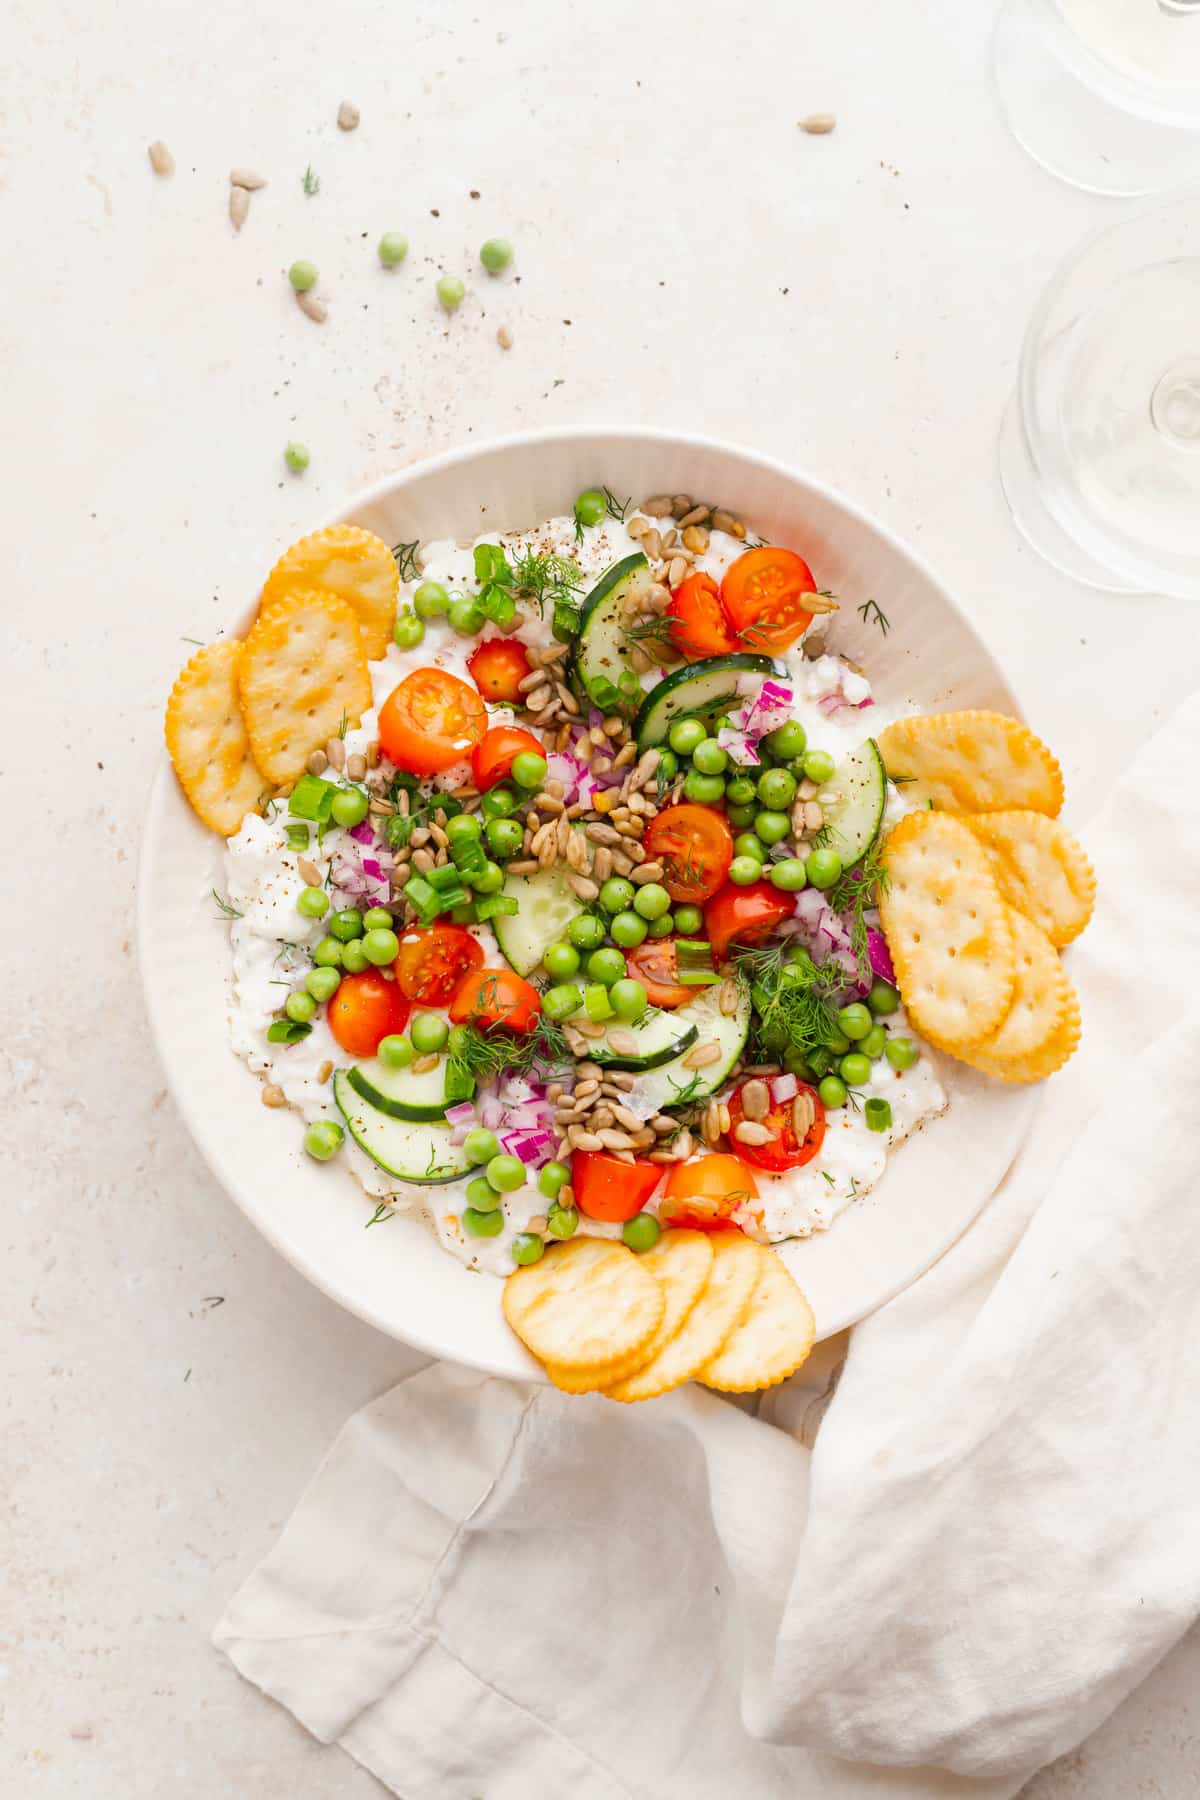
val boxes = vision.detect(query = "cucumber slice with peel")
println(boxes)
[571,553,653,713]
[818,739,886,868]
[624,980,751,1118]
[589,1008,698,1073]
[632,653,784,750]
[493,861,581,977]
[333,1070,480,1182]
[347,1056,473,1122]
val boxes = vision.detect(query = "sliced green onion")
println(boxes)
[584,982,614,1021]
[288,773,338,821]
[675,938,721,986]
[428,863,466,893]
[267,1018,312,1044]
[284,822,311,851]
[864,1097,892,1133]
[402,875,441,926]
[474,893,519,923]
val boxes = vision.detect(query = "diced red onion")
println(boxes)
[716,727,761,767]
[478,1093,503,1130]
[770,1072,799,1104]
[501,1128,556,1166]
[866,928,895,985]
[361,857,385,880]
[760,679,795,709]
[445,1101,476,1126]
[856,696,875,710]
[504,1105,543,1130]
[818,693,849,718]
[735,673,762,697]
[348,820,375,845]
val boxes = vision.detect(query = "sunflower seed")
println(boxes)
[526,686,552,712]
[596,1128,635,1151]
[506,859,539,876]
[430,823,450,849]
[575,1061,603,1081]
[590,1107,616,1132]
[261,1083,286,1108]
[148,141,175,175]
[631,861,664,885]
[799,112,836,134]
[517,667,546,692]
[305,748,328,776]
[711,509,746,539]
[602,1028,639,1057]
[681,524,710,554]
[411,849,434,873]
[611,1103,644,1133]
[701,1102,722,1146]
[740,1079,770,1121]
[568,873,599,900]
[573,1078,601,1099]
[325,736,346,771]
[592,846,614,883]
[586,822,621,845]
[229,186,250,231]
[719,1103,732,1134]
[733,1120,773,1146]
[641,495,674,517]
[317,1060,333,1084]
[574,1019,606,1038]
[296,856,322,886]
[230,167,268,190]
[683,1041,722,1069]
[296,289,328,323]
[558,1185,575,1209]
[412,1053,440,1075]
[568,1127,604,1152]
[804,801,824,832]
[718,981,740,1017]
[346,753,367,781]
[793,1093,817,1139]
[497,325,514,350]
[409,825,430,848]
[337,99,361,130]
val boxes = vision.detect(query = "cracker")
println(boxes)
[603,1231,760,1404]
[237,588,372,784]
[261,524,399,660]
[959,976,1081,1083]
[877,711,1063,816]
[963,812,1095,947]
[961,908,1071,1062]
[551,1231,714,1397]
[699,1248,816,1393]
[502,1237,664,1374]
[165,640,266,836]
[878,811,1014,1048]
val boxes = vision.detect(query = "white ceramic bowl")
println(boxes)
[138,427,1033,1377]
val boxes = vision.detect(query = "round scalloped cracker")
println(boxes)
[962,811,1095,947]
[878,811,1015,1049]
[958,975,1081,1084]
[550,1231,714,1396]
[877,711,1063,817]
[165,640,267,836]
[965,909,1071,1062]
[698,1248,816,1394]
[261,524,399,661]
[237,588,372,785]
[502,1237,664,1375]
[603,1231,760,1404]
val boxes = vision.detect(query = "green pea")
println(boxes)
[362,927,400,965]
[510,752,547,792]
[568,913,606,951]
[378,231,409,267]
[413,580,450,618]
[305,966,341,1003]
[392,609,425,650]
[285,991,316,1023]
[632,882,671,921]
[463,1205,504,1238]
[806,847,843,890]
[378,1034,414,1069]
[647,915,674,938]
[726,775,757,807]
[861,1024,888,1060]
[784,1046,814,1077]
[728,856,762,886]
[865,1097,893,1133]
[411,1012,449,1053]
[341,939,369,973]
[437,274,466,309]
[885,1036,919,1071]
[803,749,836,785]
[304,1119,344,1161]
[868,979,900,1017]
[330,788,369,829]
[446,813,482,843]
[757,767,797,810]
[484,818,524,860]
[362,906,393,929]
[763,721,807,761]
[487,1153,525,1193]
[726,803,758,830]
[818,1075,848,1109]
[465,1176,500,1211]
[284,441,309,473]
[673,905,703,935]
[692,736,728,776]
[668,716,706,756]
[544,941,580,980]
[330,908,364,942]
[288,259,318,292]
[610,977,648,1021]
[574,487,607,527]
[464,1129,501,1169]
[446,1024,472,1057]
[511,1232,545,1266]
[610,910,647,949]
[538,1160,570,1200]
[297,885,330,919]
[480,236,514,274]
[622,1212,661,1253]
[754,810,791,846]
[587,946,626,987]
[584,983,613,1021]
[839,1052,872,1087]
[313,936,343,968]
[547,1204,579,1239]
[837,1003,873,1041]
[448,595,483,635]
[543,982,583,1021]
[684,770,726,805]
[770,858,808,892]
[734,832,766,863]
[471,860,505,895]
[598,876,635,915]
[480,785,518,819]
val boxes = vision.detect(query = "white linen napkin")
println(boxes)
[216,692,1200,1799]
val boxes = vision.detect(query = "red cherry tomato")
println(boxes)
[719,547,818,655]
[449,967,542,1033]
[667,571,738,659]
[377,669,487,775]
[660,1153,759,1231]
[467,638,531,704]
[326,969,412,1058]
[703,879,796,962]
[625,939,699,1010]
[572,1151,662,1223]
[726,1078,825,1173]
[470,724,546,791]
[643,804,734,905]
[393,924,484,1007]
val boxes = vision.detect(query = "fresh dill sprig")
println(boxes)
[392,540,422,582]
[826,838,890,977]
[734,940,847,1063]
[303,164,320,196]
[603,487,631,522]
[212,889,243,920]
[337,709,349,739]
[180,635,205,646]
[365,1202,395,1229]
[447,1010,573,1087]
[620,614,674,650]
[510,550,583,614]
[856,598,890,635]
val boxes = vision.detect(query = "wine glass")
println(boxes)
[993,0,1200,195]
[998,192,1200,596]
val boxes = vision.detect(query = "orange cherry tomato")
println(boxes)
[377,669,487,775]
[573,1151,662,1222]
[719,546,818,655]
[470,724,546,791]
[393,924,484,1007]
[468,638,531,704]
[704,879,796,962]
[449,967,542,1033]
[326,969,412,1058]
[625,939,699,1010]
[643,804,734,905]
[667,571,738,659]
[726,1078,825,1173]
[660,1153,759,1231]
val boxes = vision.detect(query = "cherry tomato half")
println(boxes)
[719,546,818,655]
[377,669,487,776]
[470,724,546,791]
[393,923,484,1007]
[643,804,734,905]
[726,1078,825,1173]
[326,969,411,1058]
[572,1151,662,1222]
[468,638,531,705]
[449,967,542,1033]
[667,571,738,659]
[660,1153,759,1231]
[703,879,795,962]
[625,939,699,1010]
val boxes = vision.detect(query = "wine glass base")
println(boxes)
[998,397,1146,593]
[993,0,1200,197]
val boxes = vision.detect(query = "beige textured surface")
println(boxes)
[6,0,1200,1795]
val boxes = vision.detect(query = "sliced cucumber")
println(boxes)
[334,1070,479,1182]
[625,980,751,1117]
[493,861,581,977]
[571,553,652,713]
[347,1056,474,1122]
[632,653,784,750]
[819,739,886,868]
[590,1008,698,1073]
